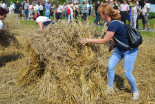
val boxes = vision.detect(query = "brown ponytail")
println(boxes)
[98,3,120,20]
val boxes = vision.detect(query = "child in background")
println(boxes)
[46,6,50,18]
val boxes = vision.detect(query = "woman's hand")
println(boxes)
[80,38,88,45]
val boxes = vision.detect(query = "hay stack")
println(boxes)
[1,14,154,104]
[18,20,108,103]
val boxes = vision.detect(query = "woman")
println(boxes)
[126,0,133,26]
[34,13,54,32]
[80,4,139,100]
[0,7,8,33]
[131,1,141,29]
[119,0,129,24]
[81,2,87,21]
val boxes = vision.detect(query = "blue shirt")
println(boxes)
[45,3,51,10]
[46,9,50,15]
[16,3,21,11]
[81,5,87,13]
[107,20,130,52]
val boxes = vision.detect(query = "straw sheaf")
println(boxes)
[0,14,154,104]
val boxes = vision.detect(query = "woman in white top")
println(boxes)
[0,7,8,33]
[131,1,141,29]
[34,13,54,32]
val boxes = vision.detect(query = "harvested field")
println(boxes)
[0,14,155,104]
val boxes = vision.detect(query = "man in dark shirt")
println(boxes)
[94,1,100,25]
[16,1,22,14]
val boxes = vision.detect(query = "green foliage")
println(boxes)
[149,12,155,19]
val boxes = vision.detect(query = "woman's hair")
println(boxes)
[98,3,120,20]
[0,7,8,16]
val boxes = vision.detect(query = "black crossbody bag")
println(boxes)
[110,20,142,49]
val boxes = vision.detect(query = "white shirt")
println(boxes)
[39,5,43,10]
[57,5,63,13]
[34,4,39,13]
[29,5,33,10]
[1,3,7,9]
[10,4,15,9]
[86,4,90,13]
[73,5,78,10]
[142,3,150,15]
[0,20,3,29]
[36,16,51,23]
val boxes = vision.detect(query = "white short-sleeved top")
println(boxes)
[0,20,3,29]
[142,3,150,15]
[36,16,51,23]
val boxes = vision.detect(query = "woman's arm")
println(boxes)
[38,22,43,32]
[137,6,141,15]
[80,31,115,45]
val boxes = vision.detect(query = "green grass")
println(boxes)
[140,31,155,37]
[20,20,38,27]
[138,19,155,29]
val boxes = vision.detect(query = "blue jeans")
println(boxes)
[94,11,100,24]
[25,9,29,19]
[107,47,138,93]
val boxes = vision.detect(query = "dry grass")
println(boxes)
[0,14,154,104]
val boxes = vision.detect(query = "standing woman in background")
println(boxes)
[131,1,141,29]
[119,0,129,24]
[80,3,139,100]
[0,7,8,33]
[127,0,133,26]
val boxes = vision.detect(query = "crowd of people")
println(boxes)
[0,0,151,31]
[94,0,151,31]
[0,0,93,23]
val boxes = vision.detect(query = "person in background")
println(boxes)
[89,2,93,15]
[0,7,8,33]
[39,3,43,16]
[127,0,133,26]
[62,3,66,19]
[28,2,34,19]
[136,1,141,30]
[16,1,22,14]
[86,1,90,23]
[9,2,15,13]
[1,2,7,9]
[51,2,56,20]
[73,2,79,20]
[24,0,29,20]
[119,0,129,24]
[80,3,139,101]
[0,1,2,7]
[81,1,87,22]
[142,0,151,31]
[45,0,51,12]
[45,6,50,19]
[56,3,63,20]
[34,13,54,32]
[114,0,119,8]
[131,1,141,29]
[94,1,100,25]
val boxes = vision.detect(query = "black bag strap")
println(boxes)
[109,20,131,49]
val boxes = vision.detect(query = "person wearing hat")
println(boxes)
[0,7,8,33]
[16,1,22,14]
[34,14,54,32]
